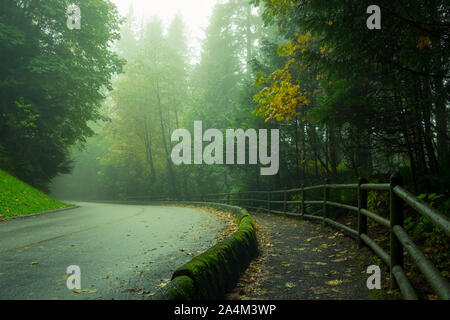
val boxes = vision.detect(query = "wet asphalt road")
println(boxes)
[0,202,223,300]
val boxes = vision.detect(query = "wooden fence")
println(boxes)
[130,173,450,300]
[198,174,450,300]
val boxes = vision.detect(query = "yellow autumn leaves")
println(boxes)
[417,35,430,50]
[253,32,327,123]
[265,0,302,15]
[254,59,309,122]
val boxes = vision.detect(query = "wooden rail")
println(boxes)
[200,173,450,300]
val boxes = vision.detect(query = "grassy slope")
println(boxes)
[0,170,72,218]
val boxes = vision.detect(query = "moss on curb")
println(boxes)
[154,276,199,300]
[152,205,258,300]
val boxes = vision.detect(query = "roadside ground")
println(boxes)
[227,211,401,300]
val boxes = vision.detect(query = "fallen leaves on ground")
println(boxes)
[285,282,295,288]
[326,280,344,286]
[155,280,170,289]
[311,287,329,295]
[331,258,347,263]
[72,289,97,294]
[226,217,272,300]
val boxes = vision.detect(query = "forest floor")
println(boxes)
[226,211,402,300]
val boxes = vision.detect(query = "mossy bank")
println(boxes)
[0,170,72,218]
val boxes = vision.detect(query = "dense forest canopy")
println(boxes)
[0,0,124,191]
[0,1,448,208]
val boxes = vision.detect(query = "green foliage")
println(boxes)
[406,193,449,238]
[0,169,71,217]
[250,0,450,192]
[50,0,449,206]
[403,192,450,281]
[0,0,124,190]
[368,191,389,218]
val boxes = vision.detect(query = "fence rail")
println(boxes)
[198,174,450,300]
[128,173,449,300]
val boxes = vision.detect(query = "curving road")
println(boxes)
[0,202,224,300]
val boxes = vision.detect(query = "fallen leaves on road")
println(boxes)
[28,262,39,266]
[155,282,167,289]
[72,289,97,294]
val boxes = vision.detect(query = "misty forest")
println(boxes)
[0,0,449,301]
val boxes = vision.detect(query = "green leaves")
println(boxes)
[0,0,124,189]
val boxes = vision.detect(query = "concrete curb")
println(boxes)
[0,205,80,222]
[152,202,259,300]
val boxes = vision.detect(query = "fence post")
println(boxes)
[301,184,305,216]
[323,179,330,225]
[268,192,271,213]
[358,177,368,248]
[283,191,287,213]
[390,173,404,289]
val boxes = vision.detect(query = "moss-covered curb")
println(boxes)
[152,203,258,300]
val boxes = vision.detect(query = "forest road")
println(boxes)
[0,202,224,300]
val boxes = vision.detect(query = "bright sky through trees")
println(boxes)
[111,0,218,59]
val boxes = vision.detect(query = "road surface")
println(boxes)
[0,202,224,300]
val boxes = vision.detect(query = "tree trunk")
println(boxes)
[434,77,448,162]
[156,79,178,197]
[143,118,156,179]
